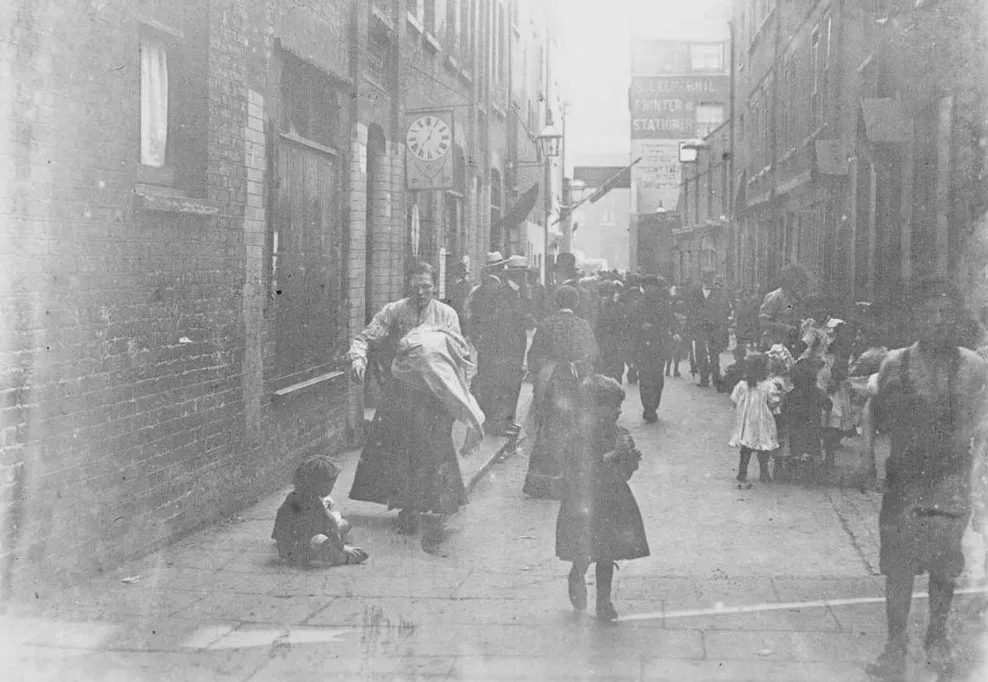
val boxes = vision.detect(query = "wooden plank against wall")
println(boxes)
[900,119,914,283]
[848,158,858,303]
[867,161,877,301]
[936,97,953,277]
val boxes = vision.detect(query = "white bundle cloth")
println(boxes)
[391,326,486,451]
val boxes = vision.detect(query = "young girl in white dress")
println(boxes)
[729,353,782,488]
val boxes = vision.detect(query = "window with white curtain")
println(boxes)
[140,34,169,167]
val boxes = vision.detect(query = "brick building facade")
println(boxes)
[727,0,987,314]
[0,0,558,598]
[676,121,733,285]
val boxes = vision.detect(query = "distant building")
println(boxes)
[677,121,733,286]
[730,0,988,315]
[629,13,730,278]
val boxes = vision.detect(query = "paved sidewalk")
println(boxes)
[1,385,534,681]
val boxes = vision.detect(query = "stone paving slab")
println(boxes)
[43,648,272,682]
[769,576,885,602]
[701,629,882,663]
[247,653,457,681]
[352,622,706,660]
[171,591,332,625]
[641,657,873,682]
[448,654,644,681]
[647,606,843,633]
[305,596,584,628]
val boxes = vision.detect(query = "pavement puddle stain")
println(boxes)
[618,586,988,623]
[180,624,355,650]
[357,603,418,661]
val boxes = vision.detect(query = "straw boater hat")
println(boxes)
[503,255,529,270]
[485,251,508,267]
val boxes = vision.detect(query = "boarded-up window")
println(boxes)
[272,55,346,381]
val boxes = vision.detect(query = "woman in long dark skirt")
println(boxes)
[350,380,466,528]
[522,285,598,499]
[347,263,469,535]
[556,374,650,621]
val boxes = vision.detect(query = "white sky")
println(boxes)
[557,0,730,171]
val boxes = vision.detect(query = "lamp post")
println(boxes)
[678,138,712,164]
[536,119,562,286]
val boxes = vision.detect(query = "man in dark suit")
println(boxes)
[468,254,528,436]
[553,252,597,327]
[620,273,643,384]
[629,275,674,423]
[689,270,731,388]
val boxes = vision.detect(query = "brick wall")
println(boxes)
[0,0,352,599]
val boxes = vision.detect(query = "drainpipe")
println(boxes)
[770,0,783,278]
[728,18,737,288]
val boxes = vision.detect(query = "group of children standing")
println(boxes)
[725,297,882,488]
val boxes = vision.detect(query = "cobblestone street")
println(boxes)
[3,372,986,681]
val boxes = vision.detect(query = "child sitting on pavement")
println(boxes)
[272,456,369,567]
[556,374,650,622]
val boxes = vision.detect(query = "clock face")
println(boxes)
[406,115,452,162]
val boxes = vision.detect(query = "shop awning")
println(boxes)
[494,183,540,230]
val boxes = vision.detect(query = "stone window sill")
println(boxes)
[279,130,340,157]
[272,370,346,398]
[134,186,220,216]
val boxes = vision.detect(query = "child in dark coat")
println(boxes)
[272,456,369,566]
[556,375,650,622]
[785,359,833,481]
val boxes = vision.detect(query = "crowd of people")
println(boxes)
[269,251,988,677]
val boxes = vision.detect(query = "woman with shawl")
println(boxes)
[522,286,599,499]
[347,263,483,537]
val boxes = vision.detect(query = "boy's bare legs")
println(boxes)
[925,573,958,673]
[867,573,913,681]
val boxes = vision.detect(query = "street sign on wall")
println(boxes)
[631,140,682,213]
[630,75,730,139]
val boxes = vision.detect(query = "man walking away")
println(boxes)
[554,252,597,327]
[469,253,528,436]
[690,270,730,388]
[629,275,673,423]
[448,262,473,328]
[620,273,643,384]
[865,278,988,681]
[595,281,626,383]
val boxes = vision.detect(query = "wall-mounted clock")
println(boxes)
[406,115,452,162]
